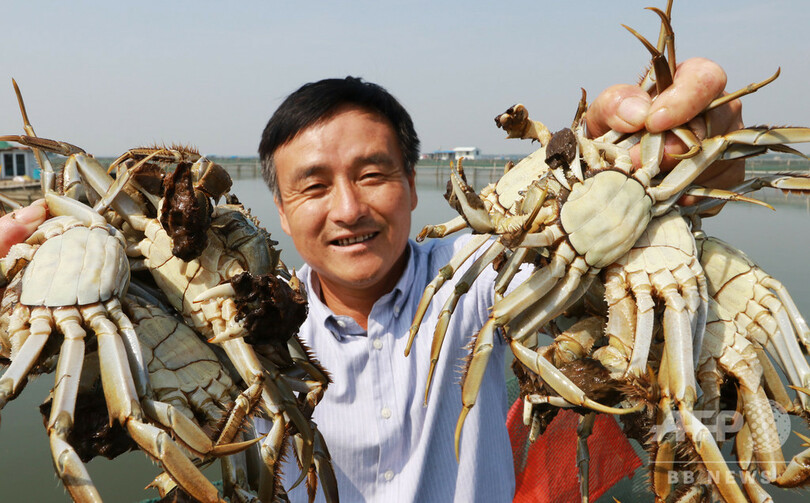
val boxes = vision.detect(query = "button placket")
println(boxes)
[367,315,399,494]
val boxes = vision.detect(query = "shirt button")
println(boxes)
[384,470,394,481]
[381,407,392,419]
[372,338,383,350]
[393,305,401,315]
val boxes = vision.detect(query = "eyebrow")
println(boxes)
[357,153,396,168]
[290,165,329,185]
[289,152,400,186]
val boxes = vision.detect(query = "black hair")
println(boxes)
[258,76,420,195]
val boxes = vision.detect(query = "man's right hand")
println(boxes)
[0,199,47,258]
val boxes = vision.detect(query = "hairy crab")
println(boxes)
[0,83,336,502]
[407,1,810,501]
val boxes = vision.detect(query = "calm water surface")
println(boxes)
[0,181,808,501]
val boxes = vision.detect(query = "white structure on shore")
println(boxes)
[0,141,37,180]
[421,146,480,161]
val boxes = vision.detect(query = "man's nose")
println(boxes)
[330,180,366,224]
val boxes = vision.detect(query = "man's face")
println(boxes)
[273,105,418,298]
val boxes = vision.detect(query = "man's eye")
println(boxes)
[303,183,326,193]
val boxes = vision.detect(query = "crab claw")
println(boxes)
[494,104,552,145]
[453,318,642,460]
[447,159,494,233]
[193,283,237,303]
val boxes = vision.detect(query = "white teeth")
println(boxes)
[336,233,375,246]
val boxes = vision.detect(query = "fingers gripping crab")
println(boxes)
[407,0,810,472]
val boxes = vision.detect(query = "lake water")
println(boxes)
[0,178,808,501]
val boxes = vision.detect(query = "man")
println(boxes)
[0,59,743,501]
[253,59,742,502]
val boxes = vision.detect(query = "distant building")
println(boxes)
[421,146,480,161]
[0,141,38,180]
[453,147,479,160]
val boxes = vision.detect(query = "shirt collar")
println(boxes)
[299,242,416,341]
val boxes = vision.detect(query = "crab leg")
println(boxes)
[677,405,747,502]
[87,305,224,503]
[657,347,748,503]
[651,127,810,203]
[416,215,468,241]
[448,160,495,233]
[772,434,810,488]
[405,233,490,355]
[576,413,596,503]
[761,295,810,396]
[220,339,313,491]
[456,268,630,457]
[708,67,781,112]
[604,269,652,377]
[502,257,597,345]
[656,268,698,404]
[219,448,255,503]
[702,302,786,480]
[696,357,721,421]
[508,338,642,415]
[105,297,151,398]
[754,346,795,413]
[493,245,532,302]
[488,242,577,325]
[0,191,22,212]
[666,250,709,375]
[424,238,505,402]
[763,276,810,352]
[634,132,665,186]
[0,308,49,420]
[47,307,103,502]
[661,319,751,502]
[286,336,331,409]
[292,424,339,503]
[140,398,260,458]
[735,425,777,503]
[685,172,810,216]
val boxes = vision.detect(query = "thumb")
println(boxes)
[0,200,47,258]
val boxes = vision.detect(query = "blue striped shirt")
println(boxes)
[258,235,514,502]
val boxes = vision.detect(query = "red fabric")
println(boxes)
[507,399,642,503]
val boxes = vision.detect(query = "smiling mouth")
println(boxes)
[333,232,378,247]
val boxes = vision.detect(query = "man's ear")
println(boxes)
[408,170,418,211]
[275,196,292,236]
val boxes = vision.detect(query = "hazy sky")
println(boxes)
[2,1,808,157]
